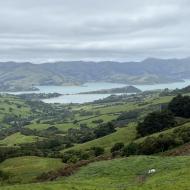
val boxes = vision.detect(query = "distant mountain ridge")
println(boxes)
[0,57,190,91]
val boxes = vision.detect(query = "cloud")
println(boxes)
[0,0,189,62]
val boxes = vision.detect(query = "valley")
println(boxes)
[0,0,189,189]
[0,85,190,189]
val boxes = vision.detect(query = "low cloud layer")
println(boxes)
[0,0,190,62]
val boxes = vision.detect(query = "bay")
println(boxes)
[3,80,190,104]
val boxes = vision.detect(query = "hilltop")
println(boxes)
[1,58,190,91]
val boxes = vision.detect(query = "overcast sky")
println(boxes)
[0,0,190,62]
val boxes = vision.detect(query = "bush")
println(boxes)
[67,155,79,164]
[139,137,159,154]
[122,132,184,157]
[111,143,124,153]
[139,134,180,155]
[122,142,139,156]
[90,147,105,157]
[0,170,9,181]
[92,119,104,124]
[62,150,90,163]
[117,110,140,121]
[174,127,190,143]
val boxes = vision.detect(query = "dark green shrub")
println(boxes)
[90,147,104,157]
[0,170,9,181]
[122,142,139,156]
[137,110,176,136]
[62,150,90,163]
[92,119,104,124]
[111,143,124,153]
[117,110,140,121]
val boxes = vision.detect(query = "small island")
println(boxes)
[79,85,141,94]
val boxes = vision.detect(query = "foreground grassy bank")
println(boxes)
[1,156,190,190]
[0,156,64,183]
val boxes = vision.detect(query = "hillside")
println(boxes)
[0,156,64,183]
[1,0,190,189]
[1,89,190,189]
[1,156,190,190]
[1,58,190,91]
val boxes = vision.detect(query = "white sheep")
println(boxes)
[148,169,156,174]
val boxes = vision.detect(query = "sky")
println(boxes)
[0,0,190,62]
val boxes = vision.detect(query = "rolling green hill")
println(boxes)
[61,123,136,153]
[1,58,190,91]
[0,156,64,183]
[0,132,43,147]
[1,156,190,190]
[1,89,190,190]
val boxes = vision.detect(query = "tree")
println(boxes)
[94,122,116,138]
[168,94,190,118]
[137,110,176,136]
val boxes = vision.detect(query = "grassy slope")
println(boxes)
[91,96,172,115]
[0,94,189,189]
[58,95,173,152]
[27,123,50,130]
[61,123,137,153]
[0,156,64,183]
[0,132,43,146]
[2,156,190,190]
[25,95,172,133]
[0,95,31,130]
[0,96,31,123]
[60,119,190,156]
[61,120,190,154]
[78,114,118,128]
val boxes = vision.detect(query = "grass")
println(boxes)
[79,114,118,128]
[86,96,172,115]
[0,94,190,189]
[0,96,31,117]
[1,93,187,189]
[19,93,174,134]
[55,123,77,131]
[27,122,77,132]
[2,156,190,189]
[0,132,43,147]
[61,123,137,153]
[27,123,50,130]
[0,156,64,183]
[0,95,31,128]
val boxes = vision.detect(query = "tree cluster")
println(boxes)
[137,110,176,136]
[168,94,190,118]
